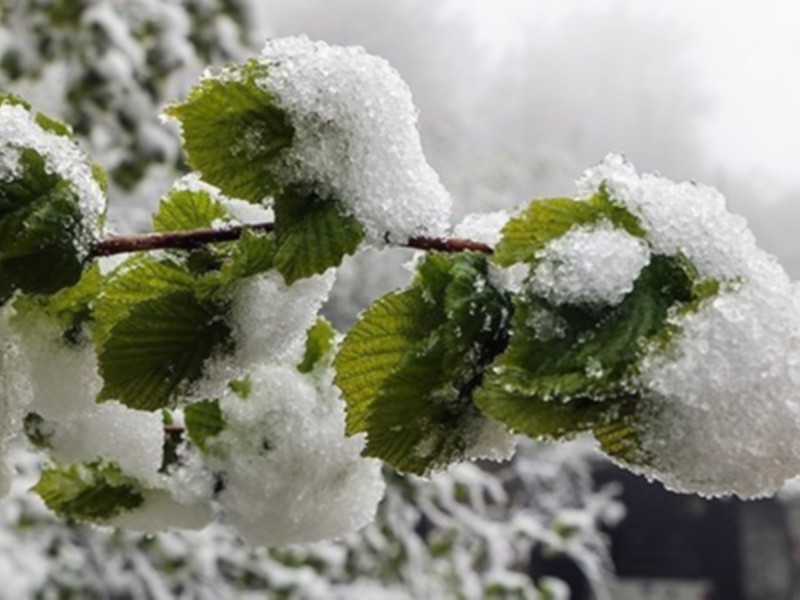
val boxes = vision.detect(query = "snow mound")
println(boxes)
[530,220,650,306]
[258,36,452,242]
[582,155,800,498]
[209,364,385,546]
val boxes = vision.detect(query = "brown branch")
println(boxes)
[90,223,276,257]
[406,235,493,255]
[91,223,493,258]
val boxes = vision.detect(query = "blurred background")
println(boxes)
[1,1,799,597]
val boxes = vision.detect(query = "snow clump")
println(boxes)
[256,36,452,242]
[530,220,651,306]
[0,102,106,253]
[206,364,385,546]
[581,154,800,498]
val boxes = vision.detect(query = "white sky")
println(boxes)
[673,1,800,181]
[470,0,800,185]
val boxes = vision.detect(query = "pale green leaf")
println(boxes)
[494,189,644,267]
[165,59,294,202]
[298,317,336,373]
[153,188,230,233]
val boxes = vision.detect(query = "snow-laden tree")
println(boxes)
[3,23,800,598]
[0,3,658,597]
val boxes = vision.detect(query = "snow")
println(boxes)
[207,364,385,546]
[112,490,213,534]
[197,269,334,397]
[48,401,164,486]
[255,36,452,242]
[579,155,800,498]
[530,220,651,306]
[0,103,106,252]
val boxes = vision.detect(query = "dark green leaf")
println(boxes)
[185,399,226,453]
[165,59,294,202]
[475,255,698,440]
[298,317,336,373]
[98,291,233,410]
[274,190,364,284]
[33,461,144,523]
[0,149,91,302]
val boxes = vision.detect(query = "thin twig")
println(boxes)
[90,223,276,257]
[90,223,493,258]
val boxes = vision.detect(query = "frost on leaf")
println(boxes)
[0,99,106,302]
[335,252,514,475]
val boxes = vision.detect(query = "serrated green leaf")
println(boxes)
[215,229,276,285]
[0,149,91,302]
[336,253,512,474]
[165,59,294,202]
[335,288,440,434]
[33,461,144,523]
[98,291,233,410]
[475,255,698,441]
[153,188,230,233]
[298,317,336,373]
[494,190,644,267]
[93,256,196,346]
[185,399,226,453]
[274,190,364,284]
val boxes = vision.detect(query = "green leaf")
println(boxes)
[475,255,698,441]
[93,256,196,346]
[45,264,101,330]
[185,399,226,453]
[165,59,294,202]
[335,288,442,435]
[33,461,144,523]
[494,189,644,267]
[335,253,512,474]
[298,317,336,373]
[98,291,233,410]
[215,229,276,285]
[592,403,648,465]
[274,190,364,284]
[0,149,92,302]
[153,188,230,233]
[228,377,252,399]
